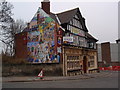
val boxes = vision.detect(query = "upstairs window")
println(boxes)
[79,30,85,36]
[65,33,70,36]
[71,18,82,29]
[74,15,79,19]
[67,25,72,32]
[78,21,82,28]
[88,42,94,49]
[78,37,86,47]
[67,25,69,30]
[73,19,75,26]
[70,20,73,24]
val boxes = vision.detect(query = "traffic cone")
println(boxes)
[38,69,44,79]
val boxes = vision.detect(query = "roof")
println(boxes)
[22,7,97,41]
[56,8,78,24]
[86,32,98,42]
[116,39,120,41]
[23,7,89,32]
[50,12,59,24]
[116,38,120,43]
[50,8,88,32]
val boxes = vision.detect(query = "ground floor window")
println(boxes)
[67,55,80,70]
[88,56,95,67]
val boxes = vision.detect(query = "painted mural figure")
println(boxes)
[27,7,61,63]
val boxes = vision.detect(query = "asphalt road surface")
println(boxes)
[2,72,119,88]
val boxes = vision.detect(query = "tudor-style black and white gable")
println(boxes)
[50,8,98,49]
[66,12,86,47]
[69,14,83,29]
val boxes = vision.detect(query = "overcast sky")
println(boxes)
[0,0,119,52]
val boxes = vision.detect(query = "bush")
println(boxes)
[2,54,28,65]
[2,63,63,77]
[2,53,63,77]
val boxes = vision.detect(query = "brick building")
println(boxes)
[15,0,98,76]
[97,42,120,67]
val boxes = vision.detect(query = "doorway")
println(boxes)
[83,56,87,73]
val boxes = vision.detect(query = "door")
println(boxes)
[83,56,87,73]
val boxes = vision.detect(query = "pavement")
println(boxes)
[2,71,119,82]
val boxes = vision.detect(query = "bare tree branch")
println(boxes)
[0,0,26,56]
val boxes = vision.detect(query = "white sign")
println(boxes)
[38,70,43,77]
[57,47,61,53]
[63,37,73,42]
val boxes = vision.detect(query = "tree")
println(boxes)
[9,19,26,56]
[0,0,14,56]
[0,0,26,56]
[11,19,26,34]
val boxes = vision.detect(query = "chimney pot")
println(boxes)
[43,0,50,2]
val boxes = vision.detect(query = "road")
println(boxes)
[2,71,119,88]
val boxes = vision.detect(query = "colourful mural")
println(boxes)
[27,7,61,63]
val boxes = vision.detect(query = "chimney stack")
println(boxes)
[41,0,50,15]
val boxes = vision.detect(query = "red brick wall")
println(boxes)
[57,28,63,63]
[101,42,111,64]
[54,24,63,63]
[41,1,50,14]
[15,32,27,59]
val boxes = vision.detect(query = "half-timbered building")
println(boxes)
[15,0,98,76]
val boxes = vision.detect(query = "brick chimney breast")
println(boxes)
[41,0,50,15]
